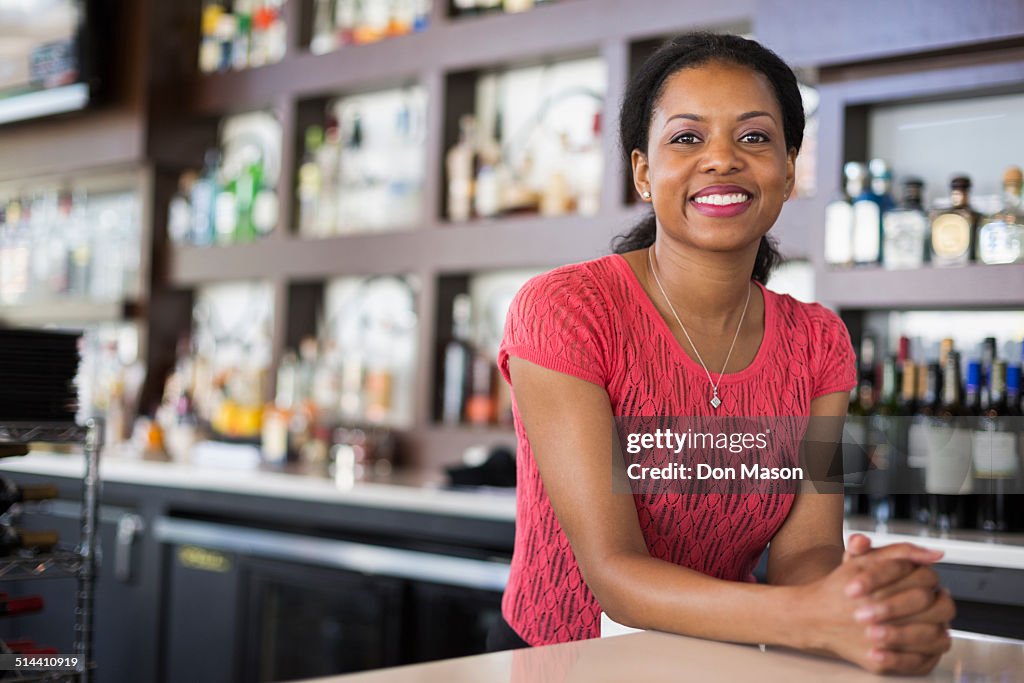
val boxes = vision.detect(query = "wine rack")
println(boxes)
[0,420,102,683]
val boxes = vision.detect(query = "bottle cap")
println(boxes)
[902,176,924,188]
[1003,166,1023,188]
[950,175,971,190]
[868,158,891,180]
[843,161,867,180]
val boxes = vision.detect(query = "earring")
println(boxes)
[641,190,651,200]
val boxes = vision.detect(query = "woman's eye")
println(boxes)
[670,132,700,144]
[740,132,770,143]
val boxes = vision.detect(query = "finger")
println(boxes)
[866,623,951,655]
[861,586,940,624]
[908,653,944,677]
[865,648,934,675]
[866,566,940,601]
[857,542,944,566]
[843,533,872,563]
[846,559,918,598]
[884,589,957,627]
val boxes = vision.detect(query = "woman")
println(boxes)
[489,33,955,675]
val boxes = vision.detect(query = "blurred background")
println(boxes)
[0,0,1022,681]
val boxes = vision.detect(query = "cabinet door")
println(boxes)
[239,558,404,681]
[0,500,151,683]
[406,582,503,664]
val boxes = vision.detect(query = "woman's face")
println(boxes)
[632,61,796,254]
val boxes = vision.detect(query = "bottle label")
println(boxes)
[972,430,1018,478]
[931,213,970,261]
[978,220,1024,265]
[883,211,927,269]
[852,200,881,263]
[824,201,853,265]
[924,423,973,494]
[907,422,929,469]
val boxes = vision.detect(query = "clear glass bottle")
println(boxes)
[824,162,862,267]
[930,175,979,267]
[851,159,893,265]
[882,177,928,270]
[977,166,1024,265]
[446,115,477,223]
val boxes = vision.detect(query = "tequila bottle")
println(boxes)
[978,166,1024,265]
[930,176,979,267]
[882,178,928,270]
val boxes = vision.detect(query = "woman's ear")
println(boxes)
[784,147,798,200]
[631,149,651,200]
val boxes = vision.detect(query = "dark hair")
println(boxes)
[611,32,805,284]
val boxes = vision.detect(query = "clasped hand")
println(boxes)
[801,533,955,675]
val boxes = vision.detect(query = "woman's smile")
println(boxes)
[689,184,754,217]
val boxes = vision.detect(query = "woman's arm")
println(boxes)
[765,390,849,586]
[508,357,937,662]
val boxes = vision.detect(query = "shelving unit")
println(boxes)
[0,420,103,683]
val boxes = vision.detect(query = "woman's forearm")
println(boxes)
[594,550,812,649]
[767,544,844,586]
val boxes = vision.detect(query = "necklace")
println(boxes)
[647,246,751,409]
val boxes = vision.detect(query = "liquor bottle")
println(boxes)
[575,111,603,216]
[930,176,979,267]
[199,1,226,73]
[44,191,70,297]
[191,149,221,246]
[464,351,497,425]
[298,125,325,237]
[980,336,998,400]
[233,0,254,70]
[844,334,876,517]
[310,0,338,54]
[883,177,928,270]
[233,146,261,242]
[926,350,974,531]
[214,163,238,244]
[446,115,477,222]
[413,0,431,32]
[66,189,91,298]
[825,163,861,267]
[0,527,59,555]
[978,166,1024,265]
[974,361,1019,531]
[866,356,904,524]
[0,478,59,516]
[251,151,279,238]
[0,595,44,617]
[905,361,933,525]
[441,294,473,424]
[168,172,197,245]
[851,159,891,265]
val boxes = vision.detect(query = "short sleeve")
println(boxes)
[807,305,857,400]
[497,266,611,388]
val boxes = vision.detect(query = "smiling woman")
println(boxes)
[491,33,956,676]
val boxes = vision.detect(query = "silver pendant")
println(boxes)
[710,388,721,409]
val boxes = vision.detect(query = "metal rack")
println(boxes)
[0,419,102,683]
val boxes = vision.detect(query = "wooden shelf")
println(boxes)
[188,0,755,115]
[169,208,644,285]
[0,299,144,326]
[816,263,1024,310]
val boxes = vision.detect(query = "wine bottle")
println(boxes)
[441,294,473,424]
[905,362,933,525]
[845,334,876,517]
[0,478,59,516]
[866,356,903,524]
[0,595,44,617]
[974,361,1019,532]
[0,527,59,556]
[926,351,975,531]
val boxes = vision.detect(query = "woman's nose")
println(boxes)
[697,136,743,174]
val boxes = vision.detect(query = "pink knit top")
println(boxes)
[496,253,856,646]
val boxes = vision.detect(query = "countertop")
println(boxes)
[0,451,517,521]
[303,630,1024,683]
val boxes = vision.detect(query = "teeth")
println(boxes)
[693,193,750,206]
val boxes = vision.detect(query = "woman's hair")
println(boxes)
[612,32,805,284]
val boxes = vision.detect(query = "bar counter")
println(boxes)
[305,629,1024,683]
